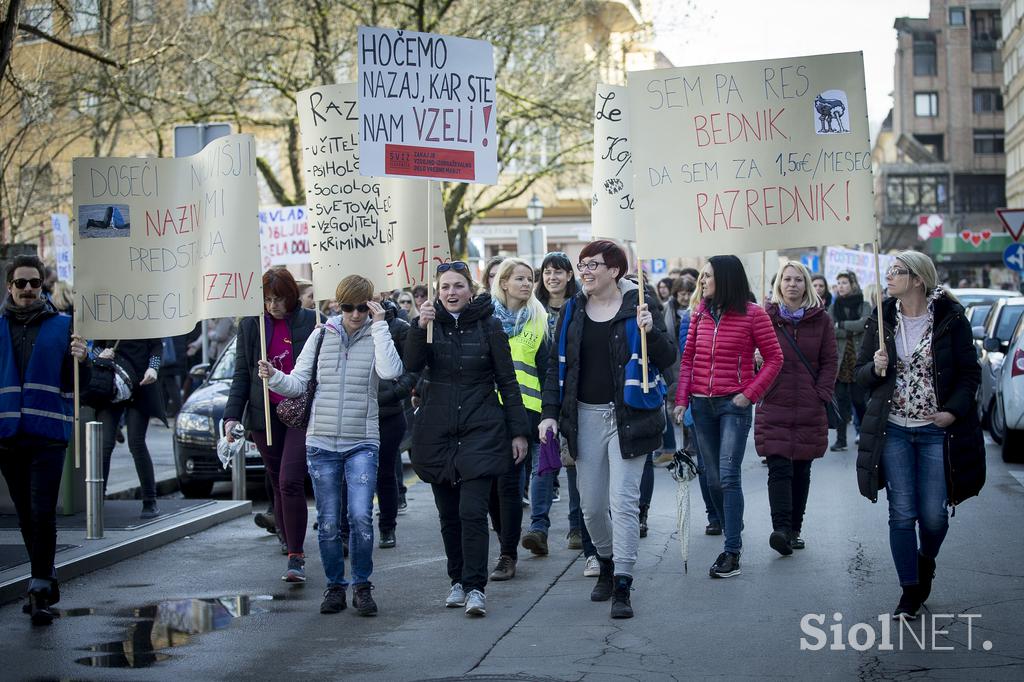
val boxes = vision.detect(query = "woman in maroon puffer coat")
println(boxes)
[755,261,838,557]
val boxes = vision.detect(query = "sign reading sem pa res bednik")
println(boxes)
[626,52,874,257]
[72,133,263,339]
[357,26,497,184]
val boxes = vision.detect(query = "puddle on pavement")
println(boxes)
[75,594,271,668]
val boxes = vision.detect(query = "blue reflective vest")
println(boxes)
[0,313,74,442]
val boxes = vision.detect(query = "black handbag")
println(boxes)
[275,328,326,429]
[776,325,843,423]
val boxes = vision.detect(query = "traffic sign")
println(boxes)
[1004,243,1024,272]
[996,208,1024,242]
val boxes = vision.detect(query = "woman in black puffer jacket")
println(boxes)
[405,262,530,617]
[855,251,984,621]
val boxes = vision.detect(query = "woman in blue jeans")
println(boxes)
[855,251,984,619]
[260,275,403,617]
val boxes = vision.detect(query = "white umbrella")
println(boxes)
[668,450,700,573]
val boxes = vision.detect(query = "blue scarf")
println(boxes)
[493,299,528,337]
[778,304,805,325]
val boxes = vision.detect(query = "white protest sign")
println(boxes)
[259,206,310,270]
[591,85,636,242]
[824,246,895,291]
[357,26,497,184]
[51,213,73,284]
[72,134,263,339]
[297,83,452,300]
[627,52,874,257]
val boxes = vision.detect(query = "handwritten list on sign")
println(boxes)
[626,52,874,257]
[357,26,497,184]
[297,82,451,300]
[72,134,263,339]
[591,84,636,242]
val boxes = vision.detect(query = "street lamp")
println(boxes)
[520,194,546,268]
[526,193,544,225]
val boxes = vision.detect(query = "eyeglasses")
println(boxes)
[340,303,370,313]
[12,278,42,289]
[886,267,911,278]
[398,298,413,305]
[437,261,469,274]
[577,260,607,272]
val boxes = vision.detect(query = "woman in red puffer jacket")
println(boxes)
[754,261,838,558]
[673,255,783,580]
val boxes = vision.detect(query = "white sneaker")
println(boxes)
[465,589,486,616]
[583,555,601,577]
[445,583,466,608]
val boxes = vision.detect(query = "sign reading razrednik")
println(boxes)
[626,52,874,256]
[357,26,497,184]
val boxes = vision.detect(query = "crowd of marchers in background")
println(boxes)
[3,245,985,627]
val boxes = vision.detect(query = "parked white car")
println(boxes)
[994,314,1024,462]
[977,297,1024,439]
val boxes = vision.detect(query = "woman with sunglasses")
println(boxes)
[225,268,317,581]
[406,261,531,617]
[855,251,983,619]
[539,240,676,619]
[259,275,402,617]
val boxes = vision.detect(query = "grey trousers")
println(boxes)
[574,402,646,577]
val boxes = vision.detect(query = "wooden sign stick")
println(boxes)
[73,314,81,468]
[873,240,886,378]
[635,248,650,393]
[426,180,435,344]
[258,316,273,446]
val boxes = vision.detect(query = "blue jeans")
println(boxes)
[528,444,555,533]
[880,422,949,586]
[566,466,596,556]
[691,396,752,554]
[307,444,379,588]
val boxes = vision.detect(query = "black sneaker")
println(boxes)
[353,583,378,616]
[397,494,408,515]
[489,555,517,581]
[140,501,160,520]
[893,586,921,620]
[639,506,649,539]
[918,554,936,604]
[769,530,793,556]
[320,585,346,614]
[379,529,396,549]
[705,522,723,536]
[830,441,847,452]
[590,557,615,601]
[521,531,549,556]
[709,552,741,578]
[610,575,634,619]
[28,590,55,626]
[254,512,278,534]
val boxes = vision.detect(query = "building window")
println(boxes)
[971,9,1002,41]
[19,4,53,41]
[950,7,966,25]
[72,0,100,34]
[973,89,1004,113]
[914,92,939,117]
[973,48,1000,72]
[885,175,948,217]
[913,32,938,76]
[973,129,1005,154]
[914,134,944,161]
[188,0,215,16]
[954,174,1006,213]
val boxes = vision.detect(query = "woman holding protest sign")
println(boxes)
[406,261,530,617]
[259,275,402,617]
[754,261,837,556]
[673,255,783,579]
[539,240,675,619]
[225,268,316,582]
[855,251,983,620]
[829,270,872,451]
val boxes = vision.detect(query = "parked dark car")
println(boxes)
[173,337,265,498]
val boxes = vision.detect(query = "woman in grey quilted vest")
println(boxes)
[259,275,403,618]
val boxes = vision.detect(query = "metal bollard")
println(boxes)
[231,442,246,501]
[85,421,104,539]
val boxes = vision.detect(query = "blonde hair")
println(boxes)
[51,280,74,312]
[491,257,549,337]
[772,261,821,309]
[335,275,374,305]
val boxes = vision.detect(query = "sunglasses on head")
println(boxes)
[436,261,469,274]
[12,278,42,290]
[339,303,370,313]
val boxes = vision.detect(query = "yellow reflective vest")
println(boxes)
[506,314,547,413]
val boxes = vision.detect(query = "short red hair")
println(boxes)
[579,240,627,281]
[263,268,300,312]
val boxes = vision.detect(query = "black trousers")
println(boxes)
[766,456,812,534]
[0,443,65,583]
[832,381,865,444]
[432,477,492,593]
[489,455,528,558]
[96,402,156,501]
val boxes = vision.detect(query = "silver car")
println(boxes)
[977,296,1024,442]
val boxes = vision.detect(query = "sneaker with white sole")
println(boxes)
[465,589,486,616]
[583,555,601,577]
[283,555,306,583]
[445,583,467,608]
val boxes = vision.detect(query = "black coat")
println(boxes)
[378,311,418,418]
[224,308,316,431]
[94,337,166,423]
[541,282,676,460]
[854,293,985,506]
[404,294,531,485]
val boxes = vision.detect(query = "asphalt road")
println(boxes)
[2,434,1023,681]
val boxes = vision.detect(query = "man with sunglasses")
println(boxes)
[1,255,89,625]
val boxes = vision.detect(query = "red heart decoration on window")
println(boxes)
[960,230,972,242]
[972,234,982,246]
[981,230,992,241]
